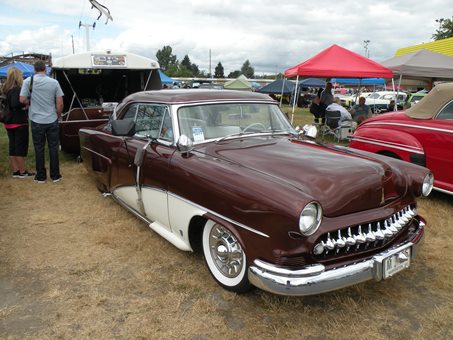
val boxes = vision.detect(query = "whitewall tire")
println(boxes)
[202,220,251,293]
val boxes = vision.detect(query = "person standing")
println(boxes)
[320,82,334,108]
[20,61,64,183]
[1,67,35,178]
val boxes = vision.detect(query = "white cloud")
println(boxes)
[0,0,448,74]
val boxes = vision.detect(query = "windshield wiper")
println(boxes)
[216,131,260,143]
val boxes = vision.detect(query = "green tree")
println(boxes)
[241,60,254,78]
[214,62,224,78]
[156,45,177,71]
[227,70,241,78]
[432,17,453,40]
[181,55,192,70]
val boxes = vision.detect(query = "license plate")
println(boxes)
[383,247,411,279]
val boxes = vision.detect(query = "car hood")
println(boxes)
[195,136,407,217]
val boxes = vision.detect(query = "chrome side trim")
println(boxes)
[111,193,153,225]
[248,223,424,296]
[364,122,453,134]
[60,118,108,124]
[168,192,270,238]
[81,146,112,163]
[433,186,453,195]
[350,136,424,155]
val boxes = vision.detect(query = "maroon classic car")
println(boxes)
[79,89,432,296]
[350,83,453,195]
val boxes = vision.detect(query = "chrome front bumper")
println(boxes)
[248,222,424,296]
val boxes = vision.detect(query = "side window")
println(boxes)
[134,104,173,140]
[436,101,453,120]
[122,103,139,120]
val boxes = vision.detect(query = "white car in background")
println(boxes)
[365,91,408,113]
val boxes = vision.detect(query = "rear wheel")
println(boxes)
[202,220,252,293]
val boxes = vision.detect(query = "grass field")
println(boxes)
[0,109,452,339]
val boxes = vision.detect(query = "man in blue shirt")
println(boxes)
[20,61,64,183]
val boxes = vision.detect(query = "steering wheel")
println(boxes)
[242,122,266,133]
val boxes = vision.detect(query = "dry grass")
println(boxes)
[0,128,452,339]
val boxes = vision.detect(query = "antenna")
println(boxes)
[79,21,96,52]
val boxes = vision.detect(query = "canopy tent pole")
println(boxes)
[395,74,403,111]
[279,78,285,107]
[291,75,299,124]
[62,70,89,120]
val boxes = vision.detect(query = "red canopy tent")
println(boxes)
[284,44,393,78]
[284,44,393,118]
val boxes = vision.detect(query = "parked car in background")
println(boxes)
[366,91,408,113]
[80,89,431,296]
[407,91,427,105]
[350,82,453,195]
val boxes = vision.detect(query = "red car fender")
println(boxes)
[350,126,424,162]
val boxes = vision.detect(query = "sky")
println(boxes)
[0,0,450,75]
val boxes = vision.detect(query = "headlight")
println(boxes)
[422,172,434,196]
[299,202,322,236]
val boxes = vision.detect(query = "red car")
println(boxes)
[350,83,453,195]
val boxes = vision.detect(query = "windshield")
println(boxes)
[178,103,295,143]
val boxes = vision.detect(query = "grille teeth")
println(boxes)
[315,205,415,257]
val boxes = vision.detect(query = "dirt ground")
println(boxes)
[1,161,452,339]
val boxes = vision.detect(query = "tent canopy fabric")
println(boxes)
[258,79,295,94]
[298,78,325,87]
[284,44,393,79]
[0,62,51,78]
[224,75,252,90]
[331,78,385,85]
[382,49,453,80]
[158,69,179,85]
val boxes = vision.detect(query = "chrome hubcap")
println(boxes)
[209,224,244,278]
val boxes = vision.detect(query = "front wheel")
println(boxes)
[202,220,252,293]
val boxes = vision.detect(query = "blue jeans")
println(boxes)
[31,120,60,181]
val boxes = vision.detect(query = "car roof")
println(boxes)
[124,89,276,105]
[406,82,453,119]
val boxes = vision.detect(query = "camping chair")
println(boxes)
[321,110,341,141]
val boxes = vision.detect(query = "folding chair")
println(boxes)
[321,110,341,141]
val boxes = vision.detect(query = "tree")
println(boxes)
[432,17,453,40]
[241,60,255,78]
[214,62,224,78]
[181,55,192,70]
[156,45,177,71]
[227,70,241,78]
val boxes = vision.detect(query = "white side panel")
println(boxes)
[149,221,192,251]
[168,195,207,243]
[141,188,170,230]
[113,186,139,212]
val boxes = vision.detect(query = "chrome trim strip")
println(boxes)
[168,192,270,238]
[81,146,112,163]
[365,122,453,134]
[350,136,424,154]
[60,118,108,124]
[248,223,424,296]
[111,193,153,225]
[433,186,453,195]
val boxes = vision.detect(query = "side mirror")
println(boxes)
[111,119,136,136]
[177,134,193,154]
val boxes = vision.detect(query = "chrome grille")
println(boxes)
[314,205,416,257]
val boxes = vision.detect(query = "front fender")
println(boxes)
[350,126,424,163]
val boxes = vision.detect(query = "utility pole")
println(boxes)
[79,21,96,52]
[363,40,371,58]
[209,49,212,80]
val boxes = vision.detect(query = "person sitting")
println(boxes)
[350,96,371,124]
[309,95,325,124]
[326,97,354,128]
[387,100,397,112]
